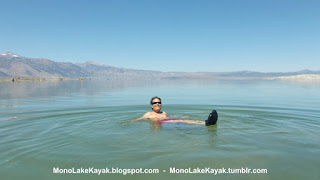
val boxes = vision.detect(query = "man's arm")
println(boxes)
[132,112,150,122]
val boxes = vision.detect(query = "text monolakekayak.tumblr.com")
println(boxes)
[53,167,267,175]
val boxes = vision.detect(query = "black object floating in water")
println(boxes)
[205,110,218,126]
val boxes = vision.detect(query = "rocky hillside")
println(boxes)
[1,52,319,79]
[0,52,164,79]
[0,52,90,78]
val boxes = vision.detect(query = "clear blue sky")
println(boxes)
[1,0,319,72]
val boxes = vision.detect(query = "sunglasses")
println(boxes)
[152,102,161,105]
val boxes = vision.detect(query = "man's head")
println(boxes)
[150,96,162,112]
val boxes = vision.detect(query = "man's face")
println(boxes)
[151,98,162,111]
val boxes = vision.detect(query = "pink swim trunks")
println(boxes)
[155,118,179,124]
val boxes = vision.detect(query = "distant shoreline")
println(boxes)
[1,74,320,82]
[263,74,320,81]
[0,77,86,82]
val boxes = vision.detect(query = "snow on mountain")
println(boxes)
[0,52,20,57]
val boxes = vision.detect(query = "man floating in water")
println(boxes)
[134,96,218,126]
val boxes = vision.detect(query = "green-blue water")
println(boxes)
[0,79,319,180]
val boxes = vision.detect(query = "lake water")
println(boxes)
[0,79,319,180]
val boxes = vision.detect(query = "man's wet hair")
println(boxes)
[150,96,161,105]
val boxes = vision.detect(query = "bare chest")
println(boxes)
[149,112,167,120]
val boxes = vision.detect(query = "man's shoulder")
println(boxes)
[143,112,152,117]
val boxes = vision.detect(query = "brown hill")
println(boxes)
[1,52,319,79]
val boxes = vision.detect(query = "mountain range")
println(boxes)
[1,52,319,79]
